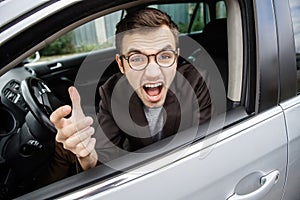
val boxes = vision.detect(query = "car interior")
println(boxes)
[0,0,256,198]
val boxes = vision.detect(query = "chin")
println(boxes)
[142,97,166,108]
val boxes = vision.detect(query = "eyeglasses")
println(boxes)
[121,49,178,71]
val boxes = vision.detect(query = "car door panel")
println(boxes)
[280,96,300,200]
[61,107,287,200]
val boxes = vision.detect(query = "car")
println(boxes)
[0,0,300,199]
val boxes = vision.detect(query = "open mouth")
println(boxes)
[143,82,163,102]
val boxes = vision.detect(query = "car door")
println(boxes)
[0,0,291,199]
[19,0,288,199]
[81,110,287,200]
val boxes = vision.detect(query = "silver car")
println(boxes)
[0,0,300,199]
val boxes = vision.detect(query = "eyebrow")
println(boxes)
[126,44,175,55]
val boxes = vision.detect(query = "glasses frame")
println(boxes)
[120,49,179,71]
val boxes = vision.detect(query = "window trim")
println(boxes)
[275,0,297,100]
[1,0,265,198]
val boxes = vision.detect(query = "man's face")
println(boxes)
[116,25,178,108]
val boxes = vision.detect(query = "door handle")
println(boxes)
[227,170,280,200]
[49,62,62,70]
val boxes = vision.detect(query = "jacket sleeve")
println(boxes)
[34,141,81,188]
[177,63,212,125]
[94,85,126,164]
[194,69,212,124]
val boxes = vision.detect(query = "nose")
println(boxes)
[144,56,161,79]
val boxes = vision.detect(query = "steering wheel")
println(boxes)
[21,77,62,134]
[0,77,63,194]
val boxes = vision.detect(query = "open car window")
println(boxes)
[0,0,262,199]
[33,10,124,64]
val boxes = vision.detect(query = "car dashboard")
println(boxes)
[0,67,33,137]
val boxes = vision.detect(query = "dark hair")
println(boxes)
[115,8,179,53]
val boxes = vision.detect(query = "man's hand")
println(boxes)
[50,86,98,170]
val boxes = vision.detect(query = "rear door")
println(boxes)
[278,0,300,199]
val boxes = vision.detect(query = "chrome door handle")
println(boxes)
[227,170,280,200]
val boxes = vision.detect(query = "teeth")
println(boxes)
[144,83,162,88]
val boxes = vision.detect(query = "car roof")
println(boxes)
[0,0,50,28]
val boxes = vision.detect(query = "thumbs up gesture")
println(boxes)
[50,86,98,170]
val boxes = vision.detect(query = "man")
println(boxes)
[47,8,211,182]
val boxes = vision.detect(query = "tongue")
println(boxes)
[146,87,160,96]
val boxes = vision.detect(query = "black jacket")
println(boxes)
[38,63,211,185]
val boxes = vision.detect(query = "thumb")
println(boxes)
[69,86,85,121]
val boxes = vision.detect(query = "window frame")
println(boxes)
[1,0,268,198]
[286,0,299,96]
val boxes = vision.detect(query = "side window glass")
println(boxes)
[149,2,226,34]
[149,3,206,34]
[216,1,227,19]
[189,3,206,33]
[289,0,300,92]
[39,11,123,62]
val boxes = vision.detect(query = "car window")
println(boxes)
[149,3,207,34]
[149,2,225,34]
[0,0,252,198]
[40,0,245,171]
[149,3,201,33]
[216,1,226,19]
[38,11,123,62]
[35,2,227,62]
[289,0,300,93]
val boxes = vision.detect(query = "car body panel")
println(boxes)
[280,96,300,200]
[276,0,300,198]
[53,107,287,200]
[0,0,78,45]
[0,0,47,28]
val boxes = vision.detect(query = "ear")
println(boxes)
[116,54,125,74]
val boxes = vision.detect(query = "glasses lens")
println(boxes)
[129,54,147,70]
[157,51,176,67]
